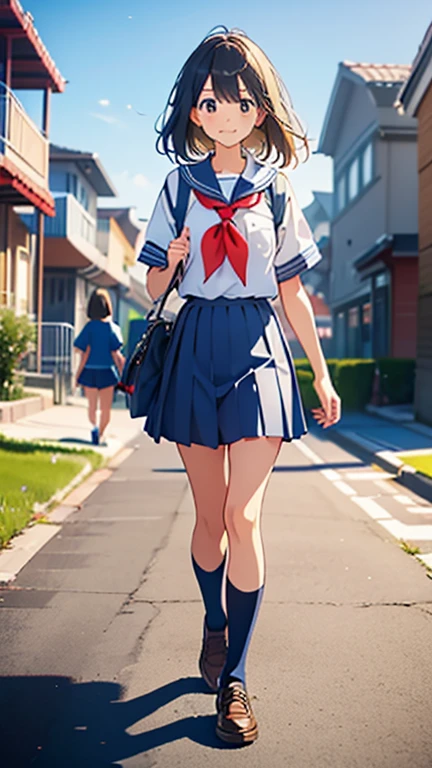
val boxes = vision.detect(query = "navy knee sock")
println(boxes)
[219,578,264,688]
[191,552,227,632]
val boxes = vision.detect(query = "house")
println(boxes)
[396,23,432,425]
[20,144,130,331]
[317,61,418,360]
[302,190,333,304]
[0,0,65,333]
[96,206,151,338]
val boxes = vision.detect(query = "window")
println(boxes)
[348,306,359,328]
[336,174,346,213]
[78,182,89,212]
[362,143,373,186]
[66,173,78,198]
[97,218,110,232]
[348,158,359,201]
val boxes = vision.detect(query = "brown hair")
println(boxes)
[87,288,112,320]
[157,28,310,168]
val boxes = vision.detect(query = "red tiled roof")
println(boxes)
[0,0,66,92]
[0,155,55,215]
[308,293,331,317]
[343,61,411,84]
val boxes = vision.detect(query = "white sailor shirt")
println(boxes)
[138,150,322,300]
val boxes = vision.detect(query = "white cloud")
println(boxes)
[90,112,120,125]
[133,173,150,188]
[98,99,110,107]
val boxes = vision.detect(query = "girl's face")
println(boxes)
[190,75,266,149]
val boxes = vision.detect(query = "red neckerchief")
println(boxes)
[194,189,263,286]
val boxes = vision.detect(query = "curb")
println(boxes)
[0,444,136,585]
[329,428,432,504]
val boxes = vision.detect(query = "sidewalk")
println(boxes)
[328,406,432,502]
[0,392,142,460]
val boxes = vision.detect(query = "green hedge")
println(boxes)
[294,357,415,411]
[376,358,415,405]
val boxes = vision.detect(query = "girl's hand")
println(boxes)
[167,226,190,267]
[311,376,341,428]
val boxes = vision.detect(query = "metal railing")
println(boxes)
[0,80,49,185]
[22,322,75,401]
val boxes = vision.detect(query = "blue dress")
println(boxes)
[138,151,322,448]
[74,319,123,390]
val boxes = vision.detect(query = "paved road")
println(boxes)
[1,427,432,767]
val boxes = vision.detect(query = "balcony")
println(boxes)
[19,194,129,288]
[0,82,52,209]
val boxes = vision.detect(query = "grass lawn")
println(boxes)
[399,453,432,480]
[0,435,102,549]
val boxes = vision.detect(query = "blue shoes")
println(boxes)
[91,426,99,445]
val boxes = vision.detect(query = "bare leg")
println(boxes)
[225,437,282,592]
[219,436,282,689]
[177,442,228,570]
[99,385,114,440]
[84,386,98,427]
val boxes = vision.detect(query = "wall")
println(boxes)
[391,258,418,357]
[415,84,432,424]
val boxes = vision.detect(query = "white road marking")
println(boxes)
[293,440,322,465]
[373,479,398,494]
[83,516,162,522]
[394,494,417,506]
[352,497,392,520]
[345,471,395,481]
[407,506,432,515]
[294,438,432,562]
[380,520,432,541]
[333,480,357,496]
[321,469,341,481]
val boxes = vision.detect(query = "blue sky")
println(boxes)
[21,0,431,219]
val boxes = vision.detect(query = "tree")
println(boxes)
[0,309,35,401]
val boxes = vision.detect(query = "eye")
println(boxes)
[240,99,255,114]
[199,98,217,113]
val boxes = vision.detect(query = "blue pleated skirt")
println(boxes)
[144,296,308,449]
[78,366,119,389]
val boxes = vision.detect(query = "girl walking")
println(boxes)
[74,288,125,446]
[138,28,341,744]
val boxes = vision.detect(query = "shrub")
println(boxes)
[296,369,320,409]
[376,358,415,404]
[0,309,35,401]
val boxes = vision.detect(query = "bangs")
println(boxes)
[208,43,262,106]
[156,29,310,168]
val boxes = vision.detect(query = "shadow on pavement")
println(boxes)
[0,675,242,767]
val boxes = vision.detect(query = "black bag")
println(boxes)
[120,260,183,418]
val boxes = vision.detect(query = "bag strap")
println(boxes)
[149,259,184,322]
[265,172,288,234]
[163,172,191,238]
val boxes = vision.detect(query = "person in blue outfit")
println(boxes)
[74,288,124,446]
[138,28,341,744]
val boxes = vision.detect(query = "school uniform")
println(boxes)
[138,150,322,449]
[74,319,123,389]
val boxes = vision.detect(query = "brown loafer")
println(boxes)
[199,621,227,692]
[216,681,258,744]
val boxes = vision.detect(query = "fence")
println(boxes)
[23,322,75,401]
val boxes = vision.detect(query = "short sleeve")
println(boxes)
[109,323,123,352]
[273,179,322,283]
[137,169,178,269]
[74,322,90,352]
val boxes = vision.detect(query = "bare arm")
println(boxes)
[278,276,328,380]
[278,275,341,427]
[74,345,90,384]
[111,349,125,375]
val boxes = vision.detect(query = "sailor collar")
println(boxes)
[179,150,278,204]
